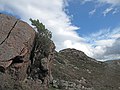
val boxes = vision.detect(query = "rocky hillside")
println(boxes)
[50,48,120,90]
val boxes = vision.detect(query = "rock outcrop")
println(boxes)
[0,14,55,90]
[0,13,35,90]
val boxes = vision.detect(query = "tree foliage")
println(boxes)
[30,18,52,39]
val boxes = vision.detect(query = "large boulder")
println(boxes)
[0,14,35,90]
[0,14,35,68]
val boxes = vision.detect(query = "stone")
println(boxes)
[0,14,35,66]
[0,14,35,90]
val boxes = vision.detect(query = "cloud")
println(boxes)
[103,7,113,16]
[89,9,96,15]
[81,0,93,4]
[99,0,120,6]
[88,27,120,61]
[105,38,120,59]
[81,0,120,16]
[83,0,120,5]
[112,8,119,14]
[63,40,93,56]
[93,37,120,60]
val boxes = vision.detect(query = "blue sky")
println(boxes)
[0,0,120,61]
[66,0,120,36]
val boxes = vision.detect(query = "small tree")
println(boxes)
[29,19,54,83]
[30,18,52,39]
[30,18,53,63]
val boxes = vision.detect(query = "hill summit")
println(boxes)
[51,48,120,90]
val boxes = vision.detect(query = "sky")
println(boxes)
[0,0,120,61]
